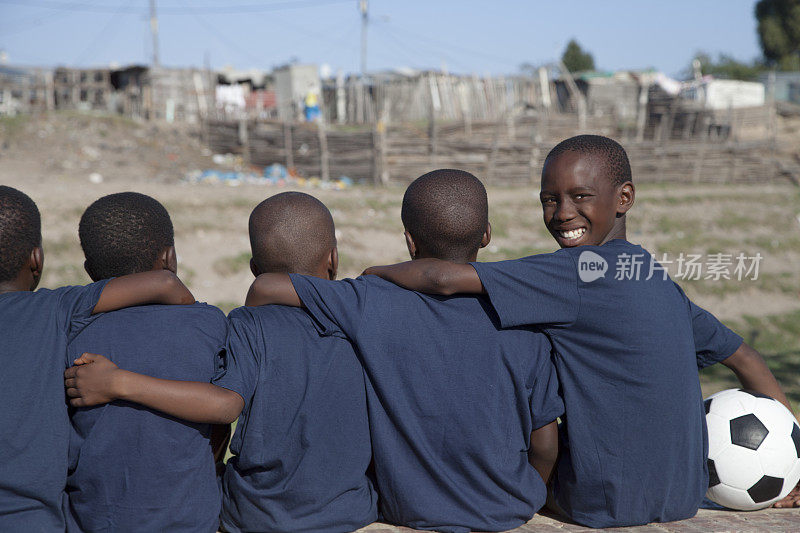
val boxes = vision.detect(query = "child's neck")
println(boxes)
[600,218,627,245]
[0,281,32,295]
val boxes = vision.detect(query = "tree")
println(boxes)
[690,52,765,81]
[561,39,595,73]
[755,0,800,70]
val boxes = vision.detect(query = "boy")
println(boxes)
[241,170,563,532]
[66,192,378,533]
[0,186,193,532]
[360,136,797,526]
[64,192,229,532]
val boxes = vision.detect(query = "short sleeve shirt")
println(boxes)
[0,281,107,532]
[291,274,563,533]
[64,303,227,533]
[471,239,743,528]
[213,305,377,533]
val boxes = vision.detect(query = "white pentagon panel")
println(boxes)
[707,391,748,420]
[714,444,764,490]
[751,399,795,436]
[781,461,800,500]
[733,392,758,415]
[758,441,798,478]
[706,389,736,402]
[706,413,732,458]
[707,483,759,511]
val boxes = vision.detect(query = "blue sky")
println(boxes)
[0,0,763,78]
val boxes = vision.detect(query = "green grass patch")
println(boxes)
[0,115,30,140]
[212,252,251,276]
[479,245,554,262]
[213,301,241,315]
[700,309,800,408]
[43,264,89,287]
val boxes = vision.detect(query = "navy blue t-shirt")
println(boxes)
[290,274,564,533]
[471,239,744,528]
[64,303,227,533]
[0,281,107,533]
[213,305,377,533]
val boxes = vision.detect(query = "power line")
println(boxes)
[377,23,474,72]
[73,0,131,64]
[379,19,520,68]
[0,0,351,14]
[186,10,266,66]
[0,8,81,37]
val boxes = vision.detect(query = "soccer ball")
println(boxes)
[705,388,800,510]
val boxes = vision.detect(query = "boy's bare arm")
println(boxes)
[362,259,484,295]
[64,353,243,424]
[93,270,194,314]
[721,342,800,508]
[245,273,302,307]
[528,420,559,484]
[720,342,794,415]
[210,423,232,468]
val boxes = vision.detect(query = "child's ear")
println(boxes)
[617,182,635,215]
[249,258,261,278]
[83,259,95,280]
[327,247,339,281]
[480,222,492,248]
[404,230,418,259]
[30,246,44,288]
[162,246,178,274]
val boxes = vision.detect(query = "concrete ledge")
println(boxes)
[357,507,800,532]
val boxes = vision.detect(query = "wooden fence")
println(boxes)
[204,112,789,186]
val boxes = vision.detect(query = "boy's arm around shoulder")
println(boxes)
[245,273,302,307]
[362,258,484,295]
[64,353,243,424]
[93,270,194,314]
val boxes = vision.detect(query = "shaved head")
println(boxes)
[545,134,632,186]
[249,192,336,275]
[401,169,489,262]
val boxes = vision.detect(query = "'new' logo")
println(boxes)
[578,250,608,282]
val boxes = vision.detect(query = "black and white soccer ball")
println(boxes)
[705,388,800,510]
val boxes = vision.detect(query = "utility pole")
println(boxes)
[149,0,160,67]
[359,0,368,75]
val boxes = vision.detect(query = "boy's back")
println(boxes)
[214,304,377,533]
[0,283,106,532]
[64,303,226,533]
[472,239,743,527]
[290,274,563,533]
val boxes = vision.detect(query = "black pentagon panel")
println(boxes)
[730,414,769,450]
[704,399,712,415]
[707,459,720,487]
[792,424,800,458]
[747,475,784,503]
[739,389,775,401]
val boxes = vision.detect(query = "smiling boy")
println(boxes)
[360,136,796,527]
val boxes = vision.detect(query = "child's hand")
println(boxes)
[773,481,800,508]
[64,352,124,407]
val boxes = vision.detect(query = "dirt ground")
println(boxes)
[1,112,799,405]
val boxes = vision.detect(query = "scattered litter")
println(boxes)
[212,153,241,166]
[81,146,100,161]
[184,164,354,190]
[264,163,288,179]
